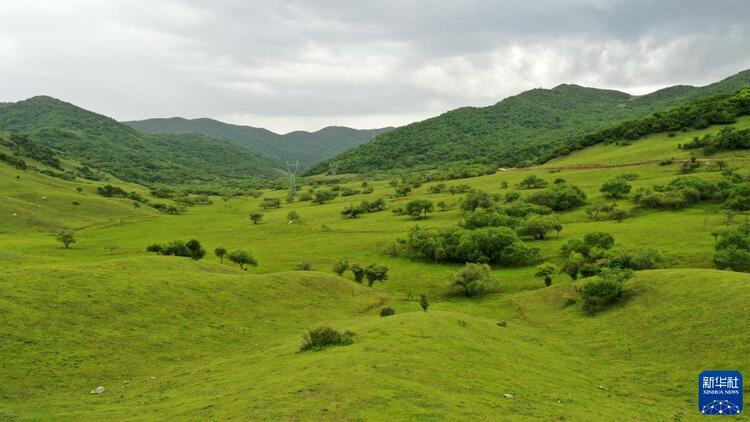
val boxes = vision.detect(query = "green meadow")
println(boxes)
[2,119,750,421]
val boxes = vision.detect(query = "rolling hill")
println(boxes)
[126,117,393,169]
[2,110,750,419]
[0,96,281,185]
[306,68,750,175]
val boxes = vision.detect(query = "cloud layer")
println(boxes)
[2,0,750,132]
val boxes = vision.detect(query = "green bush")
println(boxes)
[380,307,395,317]
[451,263,497,297]
[526,181,587,211]
[714,224,750,272]
[300,327,355,352]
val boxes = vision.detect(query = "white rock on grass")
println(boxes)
[90,386,105,394]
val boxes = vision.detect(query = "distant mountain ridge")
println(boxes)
[126,117,393,169]
[0,96,281,184]
[305,68,750,175]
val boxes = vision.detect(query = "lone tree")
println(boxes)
[350,264,366,283]
[518,175,548,189]
[287,210,301,224]
[364,264,389,287]
[185,239,206,260]
[452,263,495,297]
[394,185,412,197]
[609,207,628,223]
[261,197,281,209]
[419,294,430,312]
[228,250,258,270]
[250,213,263,224]
[214,246,228,263]
[561,252,585,280]
[437,200,447,211]
[56,231,76,249]
[333,259,349,276]
[600,178,631,199]
[535,263,558,287]
[405,199,434,219]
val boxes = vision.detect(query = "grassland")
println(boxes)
[1,120,750,420]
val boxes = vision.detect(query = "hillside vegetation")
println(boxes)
[126,117,392,168]
[0,97,281,184]
[307,69,750,175]
[2,108,750,420]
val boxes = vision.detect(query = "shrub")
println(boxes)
[724,183,750,211]
[380,307,395,317]
[296,261,313,271]
[460,189,494,212]
[580,269,633,314]
[228,250,257,270]
[394,185,412,197]
[609,207,628,223]
[300,327,354,352]
[604,248,665,270]
[250,213,263,224]
[428,183,446,194]
[448,184,472,195]
[405,226,538,265]
[526,182,587,211]
[214,246,228,263]
[287,210,301,223]
[405,199,434,219]
[451,263,496,297]
[600,178,631,199]
[419,294,429,312]
[517,215,562,240]
[312,190,338,204]
[350,264,366,283]
[261,197,282,209]
[504,191,521,203]
[518,175,548,189]
[56,231,76,248]
[535,263,557,287]
[460,208,517,229]
[364,264,389,287]
[714,224,750,272]
[333,259,349,276]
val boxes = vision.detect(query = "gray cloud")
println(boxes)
[1,0,749,132]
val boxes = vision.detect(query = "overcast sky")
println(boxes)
[2,0,750,133]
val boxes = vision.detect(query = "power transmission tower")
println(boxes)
[286,160,300,196]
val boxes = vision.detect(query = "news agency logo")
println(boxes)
[699,370,743,415]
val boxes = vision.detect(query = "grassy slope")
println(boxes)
[2,121,750,420]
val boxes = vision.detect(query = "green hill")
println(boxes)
[3,81,750,420]
[0,97,281,185]
[126,117,392,168]
[307,69,750,175]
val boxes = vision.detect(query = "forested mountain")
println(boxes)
[306,69,750,175]
[126,117,392,168]
[0,96,280,184]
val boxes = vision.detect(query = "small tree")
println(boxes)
[518,175,548,189]
[228,250,257,270]
[437,200,447,211]
[517,215,562,240]
[56,231,76,249]
[561,252,585,280]
[405,199,434,219]
[287,210,301,224]
[419,294,429,312]
[214,246,228,263]
[261,197,281,209]
[535,263,557,287]
[600,178,631,199]
[185,239,206,260]
[609,207,628,223]
[364,264,389,287]
[452,263,495,297]
[250,213,263,224]
[350,264,366,283]
[296,261,313,271]
[394,185,412,197]
[380,307,395,317]
[333,259,349,276]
